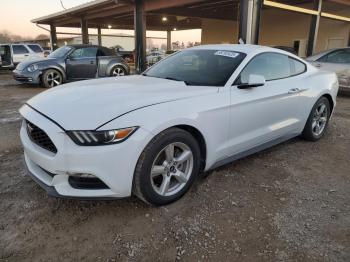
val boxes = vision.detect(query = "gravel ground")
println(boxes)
[0,70,349,262]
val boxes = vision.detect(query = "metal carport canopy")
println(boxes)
[30,0,219,30]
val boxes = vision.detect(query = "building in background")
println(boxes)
[14,33,165,51]
[30,0,350,72]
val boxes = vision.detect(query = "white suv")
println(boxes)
[0,44,45,69]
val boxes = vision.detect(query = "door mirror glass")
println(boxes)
[238,74,265,89]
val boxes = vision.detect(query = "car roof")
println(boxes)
[190,44,276,53]
[307,47,350,60]
[189,44,301,59]
[67,44,101,48]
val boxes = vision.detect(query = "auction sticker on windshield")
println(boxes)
[214,51,239,58]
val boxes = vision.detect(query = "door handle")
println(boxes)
[24,54,29,57]
[315,63,321,68]
[288,88,301,94]
[90,61,94,64]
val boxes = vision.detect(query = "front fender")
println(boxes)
[39,64,67,82]
[99,91,230,171]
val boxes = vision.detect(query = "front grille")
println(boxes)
[26,120,57,154]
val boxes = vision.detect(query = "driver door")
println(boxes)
[66,47,98,80]
[226,52,307,156]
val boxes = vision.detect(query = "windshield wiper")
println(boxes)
[165,77,192,85]
[165,76,182,81]
[142,74,194,85]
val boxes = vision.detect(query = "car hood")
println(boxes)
[16,57,52,70]
[25,75,217,130]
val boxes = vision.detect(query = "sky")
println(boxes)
[0,0,201,44]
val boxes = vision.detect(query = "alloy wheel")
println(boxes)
[112,67,125,76]
[150,142,193,197]
[312,102,328,136]
[46,71,62,87]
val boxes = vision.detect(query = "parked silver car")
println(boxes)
[307,48,350,92]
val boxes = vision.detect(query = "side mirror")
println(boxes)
[237,74,266,89]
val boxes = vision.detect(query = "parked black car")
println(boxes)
[13,44,130,88]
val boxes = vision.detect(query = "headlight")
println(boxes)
[66,127,138,146]
[27,64,39,72]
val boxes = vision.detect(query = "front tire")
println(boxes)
[42,69,63,88]
[301,97,331,141]
[133,128,201,206]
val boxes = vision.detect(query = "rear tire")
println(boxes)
[110,66,127,77]
[301,97,331,141]
[133,128,201,206]
[42,69,63,88]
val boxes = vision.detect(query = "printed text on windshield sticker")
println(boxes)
[214,51,239,58]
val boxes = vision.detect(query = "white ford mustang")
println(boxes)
[19,44,338,205]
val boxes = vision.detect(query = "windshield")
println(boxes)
[144,49,246,86]
[48,46,73,58]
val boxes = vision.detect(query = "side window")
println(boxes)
[289,57,306,76]
[239,53,291,84]
[82,47,97,57]
[12,45,29,54]
[0,46,5,55]
[27,44,43,53]
[325,50,350,64]
[70,47,97,58]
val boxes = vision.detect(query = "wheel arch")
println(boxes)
[321,93,334,114]
[40,66,67,83]
[107,62,129,76]
[171,124,207,171]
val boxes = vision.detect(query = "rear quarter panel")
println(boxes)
[97,56,127,77]
[298,67,338,127]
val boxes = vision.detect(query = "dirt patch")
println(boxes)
[0,72,349,262]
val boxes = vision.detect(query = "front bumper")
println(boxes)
[13,69,41,84]
[19,104,151,199]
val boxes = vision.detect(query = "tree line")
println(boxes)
[0,30,48,44]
